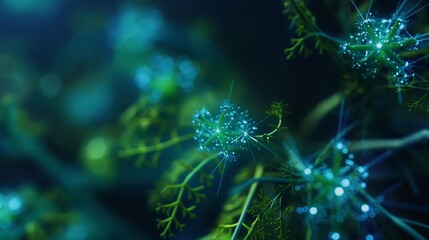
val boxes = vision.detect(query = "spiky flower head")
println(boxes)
[192,100,256,160]
[341,14,418,85]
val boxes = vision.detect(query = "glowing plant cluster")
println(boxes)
[294,140,378,238]
[341,0,429,91]
[341,17,417,82]
[192,100,257,162]
[134,53,198,102]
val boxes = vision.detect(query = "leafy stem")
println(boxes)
[256,102,286,140]
[348,129,429,151]
[156,153,218,238]
[231,164,264,240]
[120,133,194,157]
[284,0,345,62]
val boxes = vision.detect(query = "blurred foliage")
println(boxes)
[0,186,83,240]
[0,0,429,239]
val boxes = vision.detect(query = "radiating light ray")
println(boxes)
[364,149,395,170]
[398,1,429,20]
[376,181,403,202]
[399,160,420,195]
[350,0,366,21]
[247,140,256,164]
[217,157,227,196]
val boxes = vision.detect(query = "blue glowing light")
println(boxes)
[334,187,344,197]
[331,232,340,240]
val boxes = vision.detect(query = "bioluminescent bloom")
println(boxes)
[192,100,258,162]
[289,137,402,239]
[193,98,283,194]
[341,0,429,101]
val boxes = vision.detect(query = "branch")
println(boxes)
[120,133,194,157]
[231,164,264,240]
[349,129,429,151]
[156,154,217,238]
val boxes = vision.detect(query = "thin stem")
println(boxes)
[231,164,264,240]
[300,92,342,137]
[255,114,282,139]
[399,218,429,230]
[159,153,218,237]
[349,129,429,151]
[120,133,194,157]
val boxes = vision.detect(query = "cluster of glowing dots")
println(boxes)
[296,140,377,237]
[192,101,257,160]
[329,232,375,240]
[341,13,419,85]
[334,186,345,196]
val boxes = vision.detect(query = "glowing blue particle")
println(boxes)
[8,195,23,212]
[361,204,370,212]
[335,142,344,150]
[366,234,374,240]
[376,43,383,49]
[334,187,344,197]
[309,207,318,215]
[341,179,350,187]
[325,171,334,179]
[361,182,367,188]
[331,232,341,240]
[345,159,354,166]
[304,168,312,175]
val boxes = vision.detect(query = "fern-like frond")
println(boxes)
[247,181,292,240]
[120,95,195,166]
[284,0,323,58]
[284,0,343,60]
[120,131,194,166]
[156,154,217,238]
